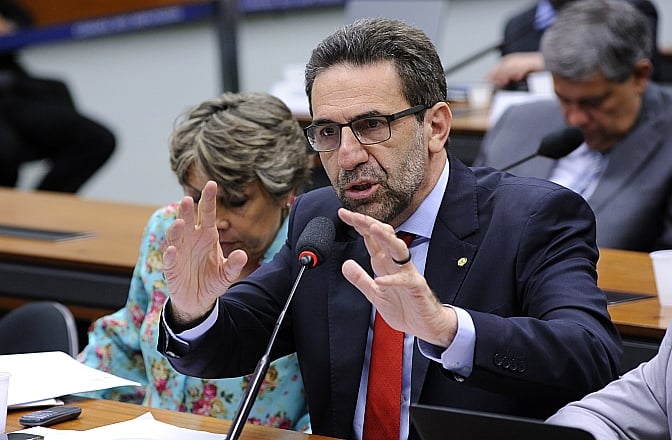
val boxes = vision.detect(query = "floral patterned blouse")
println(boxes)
[77,204,310,431]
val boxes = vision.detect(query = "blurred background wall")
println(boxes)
[13,0,672,206]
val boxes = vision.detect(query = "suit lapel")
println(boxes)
[411,156,480,402]
[328,230,372,434]
[322,158,484,413]
[589,86,665,212]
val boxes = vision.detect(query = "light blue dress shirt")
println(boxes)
[535,0,557,30]
[548,143,610,200]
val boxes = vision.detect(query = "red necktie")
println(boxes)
[363,232,415,440]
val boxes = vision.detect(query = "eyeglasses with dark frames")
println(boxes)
[304,104,427,152]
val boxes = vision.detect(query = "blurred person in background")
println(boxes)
[0,0,115,192]
[547,322,672,439]
[78,92,312,431]
[476,0,672,252]
[488,0,661,90]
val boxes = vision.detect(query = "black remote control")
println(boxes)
[18,406,82,427]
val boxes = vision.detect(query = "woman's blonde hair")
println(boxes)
[169,92,311,202]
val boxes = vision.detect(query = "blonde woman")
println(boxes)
[78,92,311,430]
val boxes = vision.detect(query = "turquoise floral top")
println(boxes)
[77,204,310,431]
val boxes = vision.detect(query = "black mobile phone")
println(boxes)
[18,405,82,427]
[0,433,45,440]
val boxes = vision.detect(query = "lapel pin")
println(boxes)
[457,257,468,267]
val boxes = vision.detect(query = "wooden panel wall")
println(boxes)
[19,0,207,27]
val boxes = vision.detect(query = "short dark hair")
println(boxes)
[305,17,446,120]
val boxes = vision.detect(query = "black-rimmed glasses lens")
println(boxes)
[304,104,426,152]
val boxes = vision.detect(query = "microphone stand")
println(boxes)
[501,152,537,172]
[444,43,502,76]
[443,6,557,77]
[226,264,308,440]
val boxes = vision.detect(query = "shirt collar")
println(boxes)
[535,0,557,30]
[262,216,288,264]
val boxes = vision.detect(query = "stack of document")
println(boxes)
[0,351,140,408]
[2,352,225,438]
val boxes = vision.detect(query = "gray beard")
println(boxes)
[336,132,425,223]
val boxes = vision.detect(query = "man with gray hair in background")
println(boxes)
[476,0,672,252]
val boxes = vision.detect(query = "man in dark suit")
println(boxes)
[490,0,662,88]
[157,18,622,440]
[477,0,672,252]
[0,0,115,192]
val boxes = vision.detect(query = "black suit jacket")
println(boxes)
[160,157,622,439]
[500,5,543,54]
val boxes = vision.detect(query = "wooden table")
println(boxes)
[600,248,671,340]
[599,248,669,371]
[449,105,490,136]
[0,187,666,360]
[5,398,338,439]
[0,188,158,321]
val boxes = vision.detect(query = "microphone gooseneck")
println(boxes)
[501,126,584,172]
[226,216,335,440]
[444,6,557,76]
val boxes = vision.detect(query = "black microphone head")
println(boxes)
[297,216,335,268]
[537,126,584,159]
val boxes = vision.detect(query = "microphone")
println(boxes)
[297,216,335,267]
[226,216,335,440]
[501,126,583,172]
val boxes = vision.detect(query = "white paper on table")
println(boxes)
[17,413,227,440]
[488,90,556,127]
[0,351,140,407]
[8,398,63,409]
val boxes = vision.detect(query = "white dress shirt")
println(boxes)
[548,143,609,200]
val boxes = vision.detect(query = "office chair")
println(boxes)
[0,301,79,357]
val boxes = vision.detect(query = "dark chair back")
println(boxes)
[0,301,79,357]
